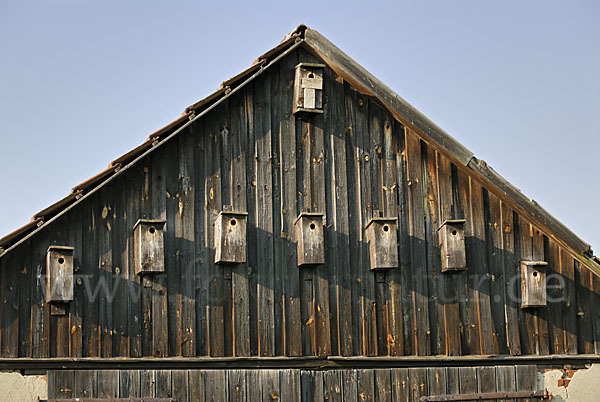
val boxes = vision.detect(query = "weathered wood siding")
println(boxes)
[46,365,539,401]
[1,48,599,359]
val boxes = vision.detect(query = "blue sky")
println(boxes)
[1,1,598,252]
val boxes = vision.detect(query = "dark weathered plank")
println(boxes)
[436,154,461,356]
[467,180,495,355]
[423,143,443,356]
[111,175,129,358]
[593,273,600,355]
[323,370,342,402]
[455,169,480,355]
[561,251,578,354]
[48,369,75,399]
[427,367,446,398]
[280,369,301,402]
[408,368,427,401]
[155,369,172,398]
[533,228,549,355]
[576,260,594,354]
[82,194,100,358]
[97,369,119,398]
[495,365,516,402]
[172,370,188,402]
[126,165,143,357]
[189,369,206,400]
[228,369,247,401]
[98,187,114,357]
[344,82,366,356]
[477,366,496,393]
[74,370,97,398]
[485,191,509,355]
[458,366,477,393]
[206,370,227,401]
[515,365,537,402]
[1,240,19,357]
[391,368,409,402]
[119,369,141,398]
[277,51,302,358]
[546,239,564,355]
[357,369,374,402]
[446,367,460,395]
[17,240,32,357]
[501,204,521,356]
[229,89,252,357]
[375,369,392,402]
[179,128,197,357]
[254,73,275,357]
[405,130,431,356]
[517,216,538,355]
[141,369,155,397]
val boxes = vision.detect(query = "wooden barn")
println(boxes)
[1,25,599,401]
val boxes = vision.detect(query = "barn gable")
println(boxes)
[0,26,599,399]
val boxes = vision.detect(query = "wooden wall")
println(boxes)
[47,365,539,401]
[1,47,599,359]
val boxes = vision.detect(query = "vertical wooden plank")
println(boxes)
[248,370,262,402]
[347,87,376,356]
[467,180,495,354]
[382,117,403,357]
[141,370,155,397]
[228,370,247,402]
[270,59,286,359]
[455,169,480,355]
[179,128,197,357]
[496,365,516,402]
[189,369,206,400]
[374,369,391,402]
[172,370,189,402]
[501,203,521,356]
[423,143,443,356]
[446,367,460,395]
[408,368,427,401]
[164,138,181,356]
[427,367,446,398]
[341,369,358,402]
[515,364,537,402]
[97,369,119,398]
[458,367,477,393]
[230,83,251,357]
[546,239,563,354]
[1,241,19,357]
[126,165,143,357]
[18,240,32,357]
[485,191,509,355]
[155,369,172,398]
[277,51,302,357]
[396,123,413,356]
[205,370,227,401]
[344,83,366,356]
[206,111,224,357]
[533,227,549,355]
[98,188,114,357]
[280,369,301,402]
[369,103,386,357]
[112,175,129,357]
[254,73,275,357]
[48,370,75,399]
[391,368,409,402]
[357,369,375,402]
[217,106,234,358]
[261,370,281,401]
[300,49,332,358]
[516,216,538,355]
[477,366,496,393]
[82,194,99,357]
[593,273,600,355]
[405,131,430,356]
[576,261,594,354]
[561,251,578,354]
[323,370,342,402]
[436,154,461,356]
[74,370,97,398]
[119,370,141,398]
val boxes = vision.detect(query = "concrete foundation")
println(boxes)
[0,371,47,402]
